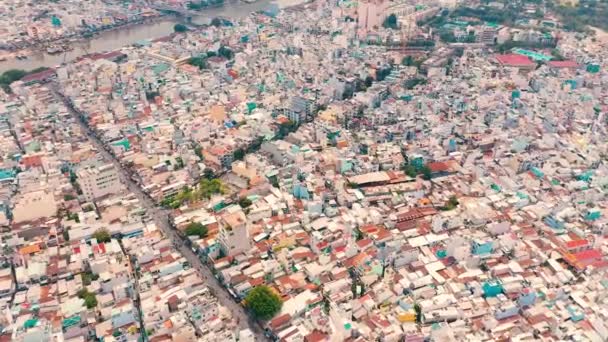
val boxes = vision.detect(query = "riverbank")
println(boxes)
[0,0,310,73]
[0,15,167,58]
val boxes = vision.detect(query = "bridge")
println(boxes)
[150,5,199,17]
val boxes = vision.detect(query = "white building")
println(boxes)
[77,164,121,201]
[218,211,251,256]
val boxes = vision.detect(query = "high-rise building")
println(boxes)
[357,0,389,33]
[77,164,121,201]
[288,95,317,124]
[218,211,251,256]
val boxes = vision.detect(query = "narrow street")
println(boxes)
[51,84,266,341]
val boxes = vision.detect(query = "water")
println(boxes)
[0,0,300,73]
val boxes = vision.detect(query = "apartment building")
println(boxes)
[77,164,121,201]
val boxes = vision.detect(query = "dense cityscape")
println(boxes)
[0,0,607,341]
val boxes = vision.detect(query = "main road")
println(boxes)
[50,84,266,341]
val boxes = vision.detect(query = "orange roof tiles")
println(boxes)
[19,244,41,255]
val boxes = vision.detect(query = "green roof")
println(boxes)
[62,316,81,329]
[512,48,553,61]
[112,139,131,151]
[0,169,15,180]
[24,319,38,329]
[152,63,170,74]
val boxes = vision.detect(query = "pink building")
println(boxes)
[357,0,389,33]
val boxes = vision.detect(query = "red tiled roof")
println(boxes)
[565,239,588,249]
[21,69,56,83]
[573,249,602,261]
[547,60,579,68]
[495,54,535,67]
[269,313,292,330]
[305,330,329,342]
[427,161,450,172]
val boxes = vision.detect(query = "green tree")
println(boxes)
[421,165,432,180]
[93,229,111,243]
[197,178,225,199]
[218,45,234,59]
[77,289,98,309]
[403,164,417,178]
[175,157,185,169]
[211,17,222,27]
[413,303,422,323]
[174,24,188,33]
[233,148,245,160]
[202,168,216,180]
[0,69,27,92]
[404,77,427,90]
[448,196,459,208]
[194,145,203,160]
[383,13,398,29]
[188,56,208,70]
[277,120,298,138]
[185,222,208,237]
[402,55,414,66]
[238,197,252,208]
[245,285,282,320]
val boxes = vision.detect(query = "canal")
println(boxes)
[0,0,304,72]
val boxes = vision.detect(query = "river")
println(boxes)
[0,0,304,73]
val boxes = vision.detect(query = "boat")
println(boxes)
[47,45,63,54]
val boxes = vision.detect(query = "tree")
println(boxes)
[238,197,252,208]
[421,165,432,180]
[93,229,111,243]
[175,157,185,169]
[188,1,203,10]
[188,56,208,70]
[354,227,364,241]
[364,76,374,88]
[277,120,298,139]
[185,222,208,237]
[174,24,188,33]
[404,77,427,90]
[383,13,398,29]
[218,45,234,59]
[402,55,414,66]
[245,285,282,320]
[0,69,27,92]
[413,303,422,323]
[197,178,225,199]
[323,296,331,314]
[202,168,215,180]
[81,271,99,285]
[448,196,459,208]
[233,148,245,160]
[77,289,98,309]
[194,145,203,160]
[211,17,222,27]
[441,195,459,211]
[403,164,417,178]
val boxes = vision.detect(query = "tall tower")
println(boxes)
[357,0,388,33]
